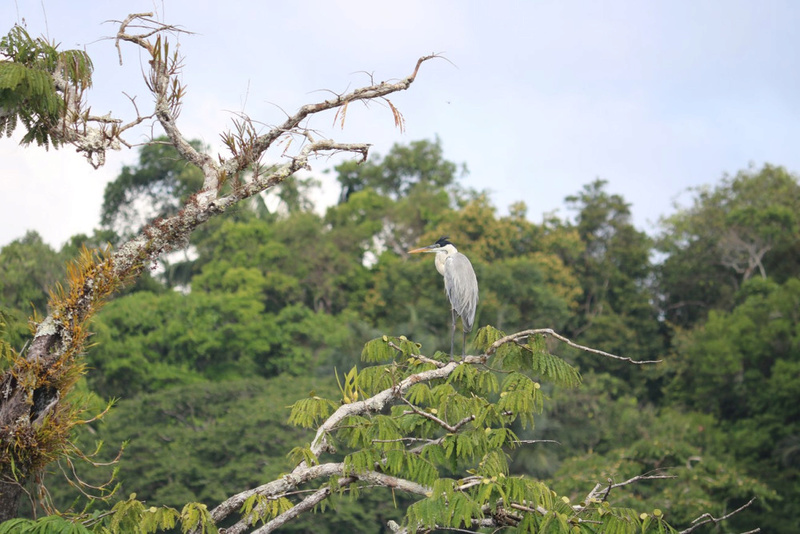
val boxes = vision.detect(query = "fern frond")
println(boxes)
[335,414,372,449]
[357,363,405,396]
[384,449,439,485]
[367,414,404,449]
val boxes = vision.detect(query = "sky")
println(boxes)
[2,1,800,249]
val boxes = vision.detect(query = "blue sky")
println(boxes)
[2,1,800,248]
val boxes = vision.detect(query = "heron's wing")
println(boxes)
[444,253,479,332]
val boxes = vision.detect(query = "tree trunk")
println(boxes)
[0,479,22,522]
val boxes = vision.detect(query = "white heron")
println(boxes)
[409,236,479,357]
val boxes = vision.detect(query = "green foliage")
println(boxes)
[7,136,789,532]
[283,332,670,532]
[527,337,582,388]
[44,378,329,514]
[497,372,544,429]
[288,395,338,429]
[664,277,800,531]
[287,445,318,467]
[0,25,92,147]
[240,494,293,528]
[668,277,800,420]
[86,290,356,399]
[563,180,664,377]
[474,327,582,388]
[550,404,776,529]
[0,230,63,314]
[0,496,217,534]
[193,212,372,315]
[657,164,800,326]
[334,136,463,201]
[179,502,215,534]
[360,335,422,364]
[103,495,177,533]
[404,478,478,531]
[0,516,92,533]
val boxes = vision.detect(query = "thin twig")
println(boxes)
[488,329,662,364]
[678,497,759,534]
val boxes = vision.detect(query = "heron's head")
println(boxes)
[408,236,456,255]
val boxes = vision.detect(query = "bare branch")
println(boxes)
[679,497,760,534]
[388,518,495,534]
[577,471,677,511]
[511,439,560,446]
[218,55,442,177]
[114,13,218,183]
[488,329,662,365]
[112,12,192,63]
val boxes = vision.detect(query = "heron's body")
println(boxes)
[409,237,479,357]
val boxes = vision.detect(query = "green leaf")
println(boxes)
[180,502,217,534]
[361,337,394,362]
[287,444,318,466]
[497,372,543,428]
[528,343,582,388]
[288,395,338,428]
[474,325,505,352]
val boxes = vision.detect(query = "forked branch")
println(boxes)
[678,497,760,534]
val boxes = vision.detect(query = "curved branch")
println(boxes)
[220,55,441,177]
[212,462,429,534]
[488,329,662,364]
[307,357,481,458]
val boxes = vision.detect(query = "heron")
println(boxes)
[409,236,479,357]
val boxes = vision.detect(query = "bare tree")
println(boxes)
[718,229,770,282]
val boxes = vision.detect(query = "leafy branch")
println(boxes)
[197,327,743,534]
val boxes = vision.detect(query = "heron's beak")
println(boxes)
[408,244,437,254]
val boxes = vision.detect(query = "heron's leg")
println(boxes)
[462,329,467,358]
[450,309,457,359]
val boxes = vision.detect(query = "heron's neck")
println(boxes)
[434,244,458,276]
